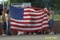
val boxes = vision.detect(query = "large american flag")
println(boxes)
[9,6,49,32]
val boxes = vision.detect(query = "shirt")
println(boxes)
[49,10,54,19]
[0,15,2,22]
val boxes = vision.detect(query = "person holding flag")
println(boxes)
[48,8,54,34]
[2,10,7,36]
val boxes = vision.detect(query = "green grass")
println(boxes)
[54,14,60,21]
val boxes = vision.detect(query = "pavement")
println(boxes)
[0,34,60,40]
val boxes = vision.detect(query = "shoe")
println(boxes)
[17,31,24,35]
[2,34,6,36]
[49,32,54,35]
[33,33,36,35]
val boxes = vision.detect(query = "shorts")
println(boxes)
[49,19,54,29]
[2,21,7,30]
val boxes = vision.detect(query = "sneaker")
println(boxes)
[33,33,36,35]
[17,31,24,35]
[2,34,6,36]
[49,32,54,35]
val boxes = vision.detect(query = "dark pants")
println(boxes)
[49,19,54,29]
[0,22,2,35]
[6,20,11,35]
[2,20,11,35]
[2,21,7,30]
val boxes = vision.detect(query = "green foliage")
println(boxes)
[10,0,24,3]
[54,0,60,10]
[9,0,60,9]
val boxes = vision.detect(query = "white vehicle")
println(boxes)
[22,3,31,7]
[11,3,31,8]
[11,3,23,7]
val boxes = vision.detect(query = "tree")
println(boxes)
[10,0,60,9]
[10,0,24,3]
[54,0,60,9]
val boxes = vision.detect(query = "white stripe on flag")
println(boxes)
[10,17,47,22]
[24,14,47,18]
[11,25,48,30]
[10,21,48,26]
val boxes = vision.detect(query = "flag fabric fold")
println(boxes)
[9,6,49,32]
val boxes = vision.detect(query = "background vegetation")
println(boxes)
[1,0,60,21]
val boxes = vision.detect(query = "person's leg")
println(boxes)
[2,22,7,35]
[7,20,11,35]
[49,19,54,34]
[0,22,2,35]
[50,20,54,32]
[45,20,51,34]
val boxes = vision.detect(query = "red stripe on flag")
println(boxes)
[11,23,48,28]
[10,7,49,32]
[10,19,48,24]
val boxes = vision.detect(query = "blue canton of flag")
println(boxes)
[9,6,24,20]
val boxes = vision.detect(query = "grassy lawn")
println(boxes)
[54,14,60,21]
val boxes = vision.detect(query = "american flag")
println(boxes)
[9,6,49,32]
